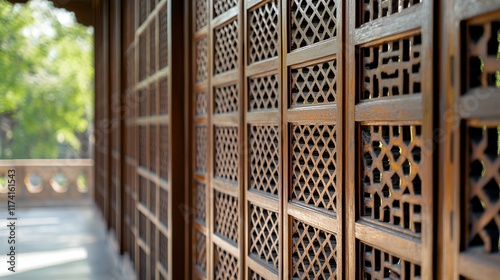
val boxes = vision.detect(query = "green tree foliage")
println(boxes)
[0,0,93,159]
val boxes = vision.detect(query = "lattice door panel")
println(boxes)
[284,0,344,278]
[347,0,434,279]
[244,0,282,279]
[444,3,500,279]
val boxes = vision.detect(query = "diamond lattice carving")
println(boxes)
[195,230,207,273]
[361,0,422,24]
[214,245,239,280]
[467,126,500,254]
[214,84,238,114]
[149,125,156,173]
[362,243,421,279]
[196,125,207,173]
[195,0,208,30]
[361,125,423,235]
[214,20,239,75]
[160,125,168,180]
[250,270,265,280]
[248,0,278,64]
[249,74,278,111]
[195,90,208,116]
[159,4,168,69]
[214,190,239,244]
[361,34,422,99]
[195,182,206,223]
[214,126,238,182]
[290,0,338,50]
[196,36,208,83]
[291,59,337,106]
[291,124,337,212]
[213,0,238,18]
[249,125,279,195]
[291,219,337,279]
[249,204,279,271]
[160,78,168,115]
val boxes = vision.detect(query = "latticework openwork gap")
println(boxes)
[291,124,337,212]
[290,59,337,106]
[467,18,500,89]
[214,84,239,114]
[214,20,239,74]
[214,126,239,182]
[248,0,278,64]
[195,230,207,274]
[213,0,238,18]
[249,204,279,271]
[291,219,337,279]
[196,37,209,83]
[214,190,239,245]
[362,243,421,279]
[361,125,423,236]
[290,0,338,50]
[195,125,207,173]
[467,125,500,254]
[360,0,423,25]
[361,33,422,99]
[214,245,239,280]
[249,125,279,195]
[248,74,279,111]
[195,0,208,31]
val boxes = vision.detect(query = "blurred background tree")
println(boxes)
[0,0,94,159]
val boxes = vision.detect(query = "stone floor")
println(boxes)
[0,204,131,280]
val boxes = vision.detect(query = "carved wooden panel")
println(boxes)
[361,34,422,100]
[213,0,237,18]
[291,124,337,212]
[249,125,279,195]
[214,126,239,182]
[195,230,207,274]
[214,84,239,114]
[361,243,421,279]
[214,245,239,279]
[196,37,209,83]
[361,125,423,236]
[248,74,279,111]
[249,204,279,271]
[214,190,239,244]
[347,0,433,278]
[195,0,208,31]
[291,219,338,279]
[248,0,278,64]
[214,20,239,74]
[289,0,338,50]
[290,60,337,106]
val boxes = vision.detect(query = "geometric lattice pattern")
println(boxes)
[360,0,422,24]
[467,19,500,89]
[214,245,239,280]
[249,125,279,195]
[214,20,239,74]
[291,219,337,279]
[213,0,238,18]
[250,270,265,280]
[196,125,207,173]
[290,0,338,50]
[248,0,278,64]
[214,126,239,182]
[195,182,206,224]
[291,125,337,212]
[361,34,422,99]
[195,0,208,31]
[249,74,279,111]
[467,126,500,254]
[214,84,238,114]
[362,243,422,279]
[160,125,168,180]
[159,4,168,69]
[196,37,209,83]
[195,230,207,274]
[249,204,279,271]
[361,125,423,236]
[214,190,239,245]
[195,90,208,116]
[290,60,337,106]
[159,188,168,226]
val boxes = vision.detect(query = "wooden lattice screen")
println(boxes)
[92,0,500,279]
